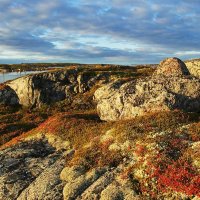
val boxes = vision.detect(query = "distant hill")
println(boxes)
[0,63,80,72]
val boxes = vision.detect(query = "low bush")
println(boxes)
[153,159,200,197]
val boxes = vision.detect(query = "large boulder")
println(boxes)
[94,58,200,121]
[153,57,190,77]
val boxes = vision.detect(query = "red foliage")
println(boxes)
[153,159,200,197]
[37,115,61,133]
[135,144,146,157]
[101,138,113,150]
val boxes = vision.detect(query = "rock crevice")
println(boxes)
[0,140,66,200]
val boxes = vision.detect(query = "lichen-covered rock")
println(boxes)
[94,58,200,121]
[95,77,200,121]
[60,166,86,182]
[0,139,66,200]
[17,157,65,200]
[61,162,139,200]
[189,141,200,169]
[185,59,200,78]
[153,57,190,77]
[100,183,124,200]
[5,69,109,107]
[63,168,106,200]
[0,85,19,105]
[78,169,117,200]
[7,70,79,107]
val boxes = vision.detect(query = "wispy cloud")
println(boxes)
[0,0,200,64]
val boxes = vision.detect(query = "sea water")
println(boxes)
[0,71,45,83]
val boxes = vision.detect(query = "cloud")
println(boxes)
[0,0,200,64]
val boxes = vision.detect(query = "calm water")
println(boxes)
[0,71,45,83]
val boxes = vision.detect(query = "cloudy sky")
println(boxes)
[0,0,200,64]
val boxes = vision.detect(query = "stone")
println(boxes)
[153,57,190,77]
[1,69,110,107]
[94,58,200,121]
[63,168,106,200]
[7,70,78,107]
[78,169,116,200]
[60,166,86,182]
[0,139,65,200]
[17,157,65,200]
[100,183,124,200]
[185,59,200,78]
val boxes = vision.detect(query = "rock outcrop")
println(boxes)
[185,59,200,78]
[0,139,66,200]
[153,57,190,77]
[1,69,109,107]
[94,58,200,121]
[61,164,138,200]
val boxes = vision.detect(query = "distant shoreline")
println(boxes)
[0,63,157,73]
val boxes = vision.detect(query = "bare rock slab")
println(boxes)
[0,139,65,200]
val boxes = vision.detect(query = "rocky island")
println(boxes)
[0,58,200,200]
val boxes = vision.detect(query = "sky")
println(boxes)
[0,0,200,64]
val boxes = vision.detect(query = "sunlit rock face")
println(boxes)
[153,57,190,77]
[185,59,200,78]
[3,69,109,107]
[94,58,200,121]
[7,70,78,107]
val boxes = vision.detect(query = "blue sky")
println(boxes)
[0,0,200,64]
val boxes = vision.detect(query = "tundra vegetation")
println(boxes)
[0,59,199,199]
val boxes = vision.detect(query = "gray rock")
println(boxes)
[63,168,106,200]
[17,157,65,200]
[153,57,190,77]
[1,69,110,107]
[0,139,65,200]
[185,59,200,78]
[77,168,118,200]
[7,70,78,107]
[94,58,200,121]
[100,183,124,200]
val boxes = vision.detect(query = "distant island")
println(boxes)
[0,62,158,73]
[0,63,80,72]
